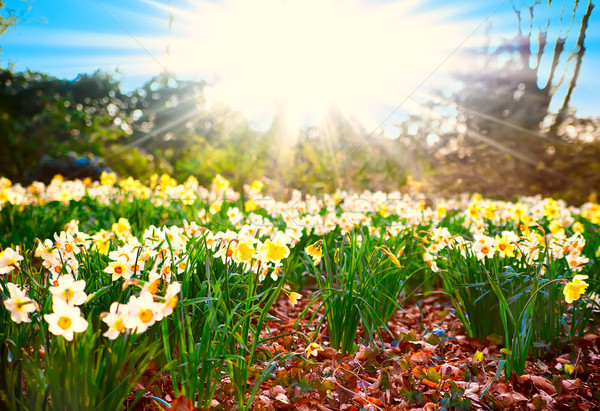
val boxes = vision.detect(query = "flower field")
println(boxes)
[1,173,600,410]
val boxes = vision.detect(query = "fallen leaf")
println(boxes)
[170,396,197,411]
[522,375,557,395]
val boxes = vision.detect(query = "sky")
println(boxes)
[1,0,599,133]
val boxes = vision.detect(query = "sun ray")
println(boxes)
[158,0,478,136]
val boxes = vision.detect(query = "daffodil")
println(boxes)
[180,190,197,206]
[288,291,302,306]
[112,218,132,241]
[212,174,230,192]
[0,246,24,274]
[245,199,258,212]
[472,234,494,260]
[260,232,291,263]
[92,229,112,255]
[250,180,263,192]
[104,256,133,281]
[3,282,37,323]
[100,171,117,186]
[572,222,584,234]
[35,239,55,259]
[377,245,401,267]
[563,275,589,304]
[53,231,81,257]
[306,342,324,358]
[234,237,257,264]
[305,240,323,266]
[108,244,136,263]
[379,204,391,218]
[209,201,222,214]
[102,302,129,340]
[49,274,87,306]
[44,299,89,341]
[161,281,181,316]
[124,291,163,334]
[565,253,589,272]
[494,232,516,258]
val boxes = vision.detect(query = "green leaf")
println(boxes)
[426,367,441,383]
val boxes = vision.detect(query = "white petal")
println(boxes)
[71,317,88,333]
[62,328,74,341]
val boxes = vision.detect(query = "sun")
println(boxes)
[161,0,471,133]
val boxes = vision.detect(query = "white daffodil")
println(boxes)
[161,281,181,316]
[104,256,132,281]
[102,302,129,340]
[44,299,88,341]
[108,244,136,263]
[472,234,495,260]
[3,282,37,323]
[123,291,163,334]
[0,246,24,274]
[49,274,87,306]
[53,231,80,257]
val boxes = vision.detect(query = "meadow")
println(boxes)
[1,172,599,410]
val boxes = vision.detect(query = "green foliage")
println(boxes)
[303,230,401,354]
[163,236,289,409]
[0,1,17,44]
[44,329,157,411]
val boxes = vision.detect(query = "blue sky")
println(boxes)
[1,0,599,125]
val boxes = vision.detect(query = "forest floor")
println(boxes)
[131,292,600,410]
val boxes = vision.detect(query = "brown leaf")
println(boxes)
[257,394,274,411]
[424,403,437,411]
[170,396,197,411]
[574,334,599,348]
[522,374,557,395]
[321,347,341,359]
[531,394,546,411]
[354,345,379,362]
[496,391,528,407]
[561,378,583,393]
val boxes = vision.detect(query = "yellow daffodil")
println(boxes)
[100,171,117,186]
[288,291,302,306]
[260,233,291,263]
[377,245,401,267]
[112,218,132,240]
[212,174,230,192]
[379,204,391,218]
[209,202,222,214]
[305,240,323,266]
[563,275,589,303]
[245,199,258,212]
[572,222,584,234]
[306,342,324,358]
[494,233,515,258]
[234,238,256,263]
[251,180,263,192]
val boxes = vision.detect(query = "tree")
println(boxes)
[400,0,598,202]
